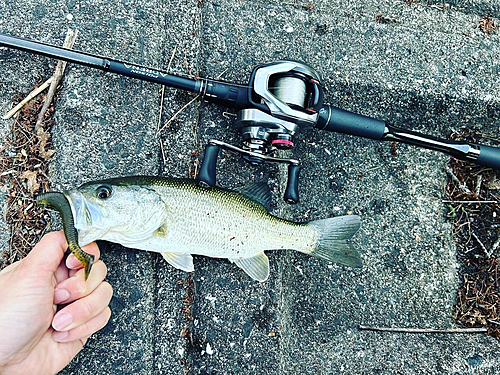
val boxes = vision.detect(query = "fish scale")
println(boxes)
[158,183,315,259]
[160,185,316,258]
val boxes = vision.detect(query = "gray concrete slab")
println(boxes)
[1,0,500,374]
[0,24,53,266]
[196,2,500,372]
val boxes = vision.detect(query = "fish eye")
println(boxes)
[96,185,112,200]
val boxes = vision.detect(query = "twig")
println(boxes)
[2,78,54,120]
[156,45,177,134]
[475,174,483,196]
[35,29,78,133]
[442,200,498,204]
[216,67,229,79]
[156,95,199,135]
[490,235,500,257]
[0,169,16,177]
[167,45,178,72]
[429,4,447,10]
[358,324,487,334]
[156,65,227,135]
[157,86,166,133]
[361,166,382,174]
[471,232,491,258]
[159,138,167,168]
[446,166,471,193]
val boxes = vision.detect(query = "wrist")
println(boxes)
[0,353,18,375]
[0,362,16,375]
[0,358,38,375]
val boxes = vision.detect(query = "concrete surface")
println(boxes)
[1,0,500,374]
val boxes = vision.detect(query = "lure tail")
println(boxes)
[36,192,94,280]
[306,215,362,268]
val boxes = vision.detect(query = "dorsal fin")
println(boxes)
[237,182,272,211]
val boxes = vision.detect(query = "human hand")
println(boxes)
[0,231,113,375]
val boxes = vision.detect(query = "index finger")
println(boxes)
[27,231,68,276]
[27,231,101,276]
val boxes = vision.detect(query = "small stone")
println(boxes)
[206,343,214,355]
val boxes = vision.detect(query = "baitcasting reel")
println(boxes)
[2,34,500,204]
[240,60,323,157]
[198,61,324,203]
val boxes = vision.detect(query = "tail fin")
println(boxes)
[306,215,362,268]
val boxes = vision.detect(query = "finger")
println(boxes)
[26,231,67,276]
[52,282,113,332]
[65,242,100,270]
[54,260,108,304]
[54,260,69,287]
[69,268,79,278]
[52,307,111,342]
[68,257,103,278]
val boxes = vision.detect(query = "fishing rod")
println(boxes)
[1,33,499,203]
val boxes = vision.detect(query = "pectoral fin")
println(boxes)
[232,252,270,282]
[162,252,194,272]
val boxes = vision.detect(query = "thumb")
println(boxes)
[25,231,68,276]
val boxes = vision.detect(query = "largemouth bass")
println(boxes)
[38,176,362,281]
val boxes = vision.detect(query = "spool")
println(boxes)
[273,76,307,108]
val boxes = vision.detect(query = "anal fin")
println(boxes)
[232,252,270,282]
[162,252,194,272]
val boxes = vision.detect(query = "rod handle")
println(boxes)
[477,144,500,170]
[316,105,386,140]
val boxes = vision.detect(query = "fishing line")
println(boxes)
[272,76,307,108]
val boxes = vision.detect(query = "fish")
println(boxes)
[37,176,362,282]
[36,192,94,280]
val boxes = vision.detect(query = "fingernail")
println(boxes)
[66,255,81,269]
[53,330,68,341]
[54,288,70,304]
[53,311,73,331]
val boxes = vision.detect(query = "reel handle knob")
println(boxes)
[197,143,220,187]
[284,164,301,204]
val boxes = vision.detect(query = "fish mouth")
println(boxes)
[64,190,107,246]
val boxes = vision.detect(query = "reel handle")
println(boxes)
[197,140,301,204]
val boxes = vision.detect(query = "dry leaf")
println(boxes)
[486,179,500,190]
[37,127,56,161]
[20,170,40,194]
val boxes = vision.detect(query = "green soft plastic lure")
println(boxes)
[36,192,94,280]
